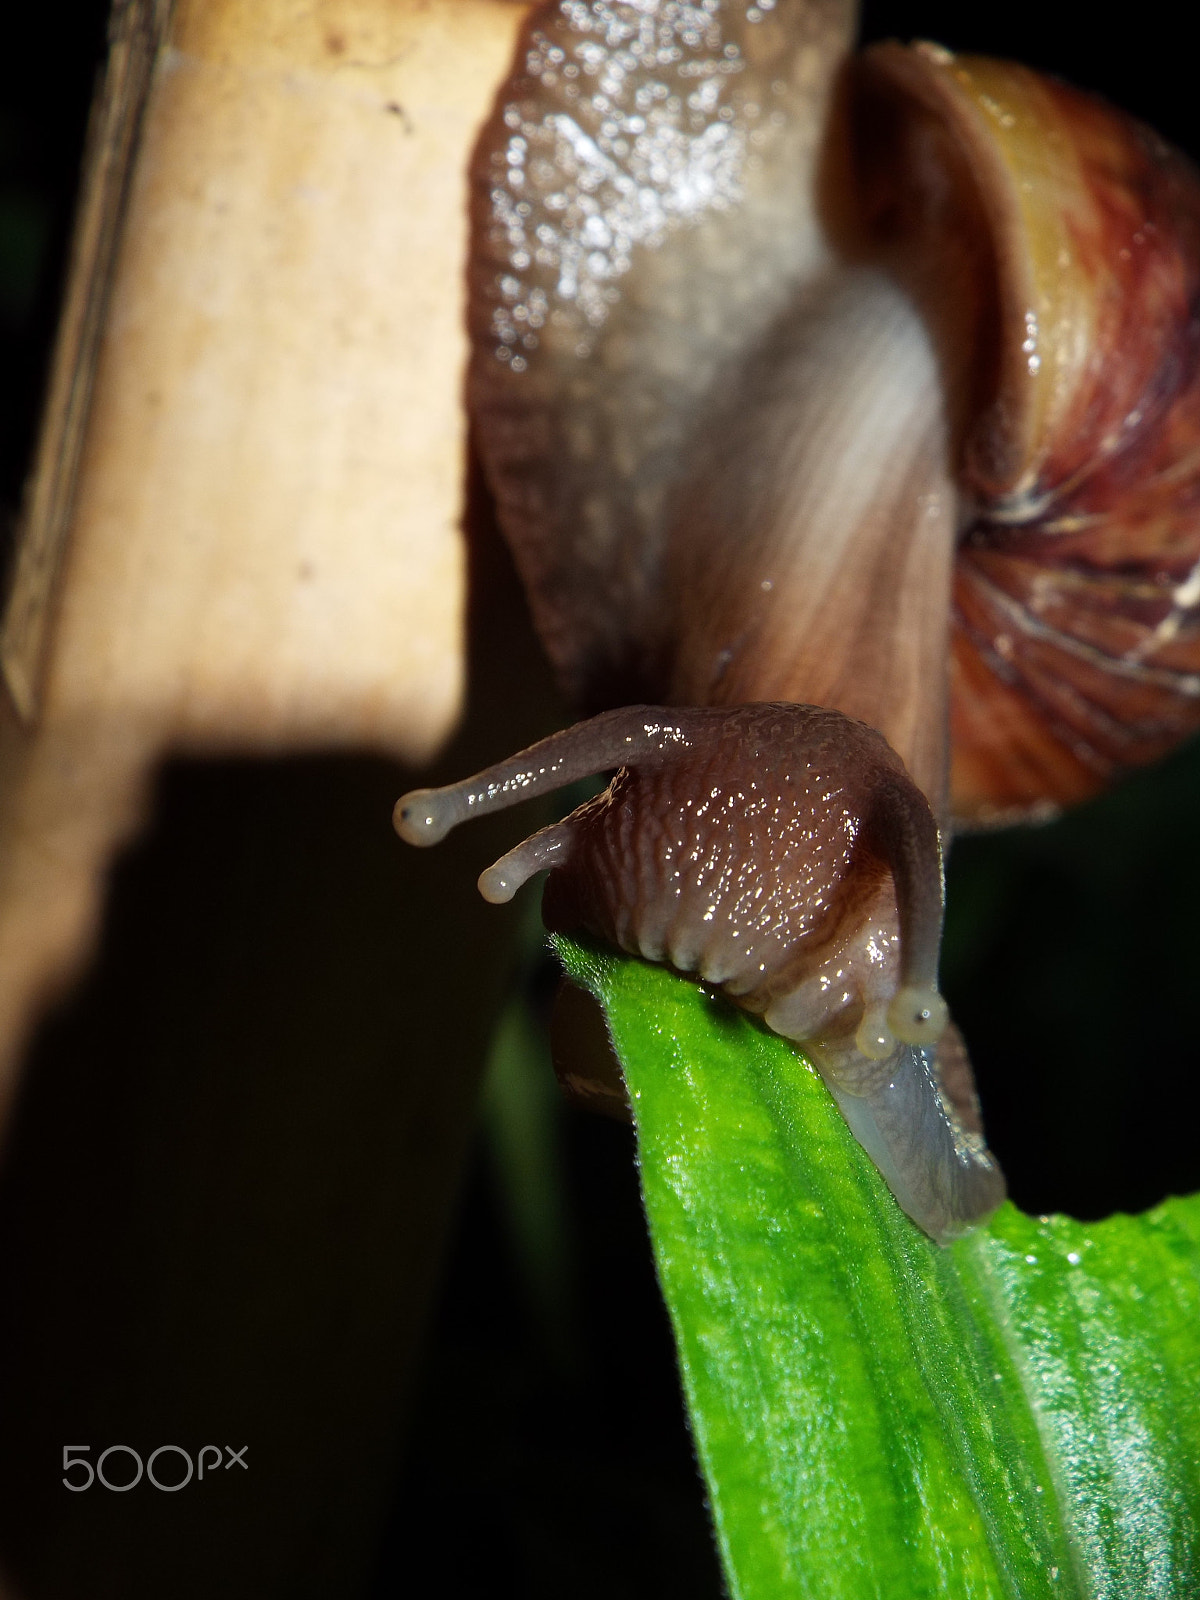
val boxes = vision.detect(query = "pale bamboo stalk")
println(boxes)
[0,0,528,1118]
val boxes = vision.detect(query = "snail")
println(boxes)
[395,0,1200,1242]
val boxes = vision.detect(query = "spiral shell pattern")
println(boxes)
[854,47,1200,818]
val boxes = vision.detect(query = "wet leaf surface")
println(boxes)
[559,937,1200,1600]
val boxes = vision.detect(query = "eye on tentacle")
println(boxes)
[395,703,1004,1242]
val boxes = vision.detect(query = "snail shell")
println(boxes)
[852,46,1200,820]
[399,0,1200,1238]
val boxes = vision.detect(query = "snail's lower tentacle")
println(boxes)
[478,821,574,904]
[821,1038,1006,1243]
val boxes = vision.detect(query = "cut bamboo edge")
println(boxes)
[0,0,532,1132]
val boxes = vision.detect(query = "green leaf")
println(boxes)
[556,936,1200,1600]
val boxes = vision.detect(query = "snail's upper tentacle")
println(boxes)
[394,704,703,848]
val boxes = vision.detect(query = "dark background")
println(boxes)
[1,4,1199,1597]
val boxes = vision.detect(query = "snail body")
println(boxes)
[397,703,999,1240]
[397,0,1200,1240]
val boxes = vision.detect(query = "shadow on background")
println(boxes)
[0,749,514,1598]
[0,3,1198,1598]
[0,440,566,1600]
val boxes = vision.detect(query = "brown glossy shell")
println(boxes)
[855,46,1200,822]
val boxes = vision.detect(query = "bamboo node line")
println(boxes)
[0,0,175,722]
